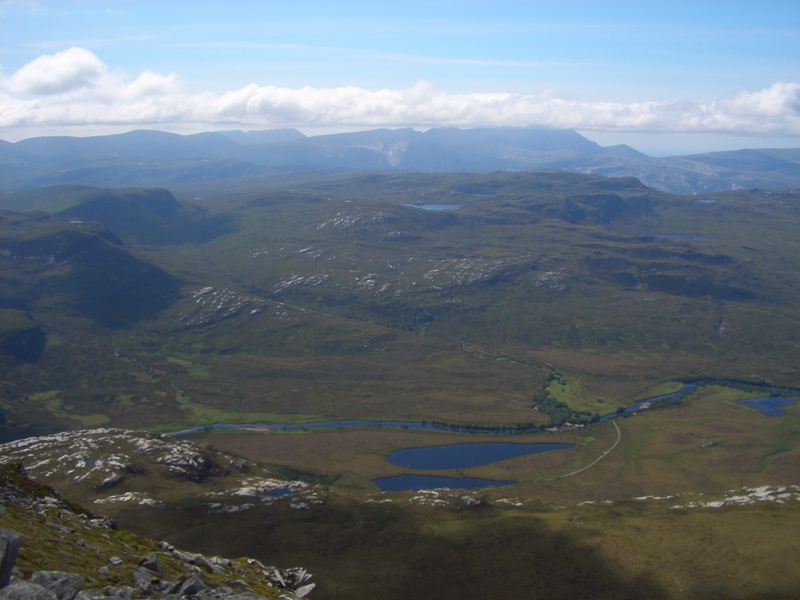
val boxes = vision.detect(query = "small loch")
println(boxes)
[404,203,460,211]
[637,233,706,241]
[740,396,794,416]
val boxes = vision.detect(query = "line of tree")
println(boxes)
[427,421,544,434]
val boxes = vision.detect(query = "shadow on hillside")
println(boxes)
[55,190,235,246]
[118,501,670,600]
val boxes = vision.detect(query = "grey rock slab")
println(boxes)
[96,475,122,491]
[158,580,182,594]
[137,553,162,574]
[286,568,310,586]
[294,584,315,599]
[74,590,133,600]
[73,591,105,600]
[0,529,22,589]
[102,588,132,600]
[130,569,154,595]
[171,550,195,564]
[177,575,208,596]
[29,573,84,600]
[194,555,224,575]
[0,582,57,600]
[267,571,285,588]
[43,523,71,535]
[196,593,268,600]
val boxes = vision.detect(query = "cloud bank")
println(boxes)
[1,48,799,138]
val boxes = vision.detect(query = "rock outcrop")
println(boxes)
[0,429,324,515]
[0,464,314,600]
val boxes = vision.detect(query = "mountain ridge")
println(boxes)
[2,127,799,194]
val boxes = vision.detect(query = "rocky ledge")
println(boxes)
[0,464,314,600]
[0,429,324,514]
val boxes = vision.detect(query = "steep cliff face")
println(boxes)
[0,463,315,600]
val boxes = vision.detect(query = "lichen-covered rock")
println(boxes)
[28,573,84,600]
[0,431,323,514]
[0,430,226,485]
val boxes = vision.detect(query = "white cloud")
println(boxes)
[119,70,180,100]
[1,48,799,140]
[722,82,800,119]
[3,47,105,95]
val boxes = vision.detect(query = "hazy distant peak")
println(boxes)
[601,144,649,158]
[421,126,605,154]
[215,128,307,145]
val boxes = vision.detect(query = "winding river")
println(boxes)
[173,381,796,437]
[172,381,796,492]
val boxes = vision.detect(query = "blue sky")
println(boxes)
[0,0,798,154]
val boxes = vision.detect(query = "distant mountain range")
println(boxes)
[1,126,799,194]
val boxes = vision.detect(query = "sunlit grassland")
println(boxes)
[170,381,799,507]
[545,385,800,501]
[136,315,553,426]
[544,373,685,416]
[547,374,686,417]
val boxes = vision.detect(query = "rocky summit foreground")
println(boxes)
[0,464,314,600]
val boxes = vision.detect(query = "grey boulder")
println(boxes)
[29,573,84,600]
[0,582,57,600]
[0,529,21,589]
